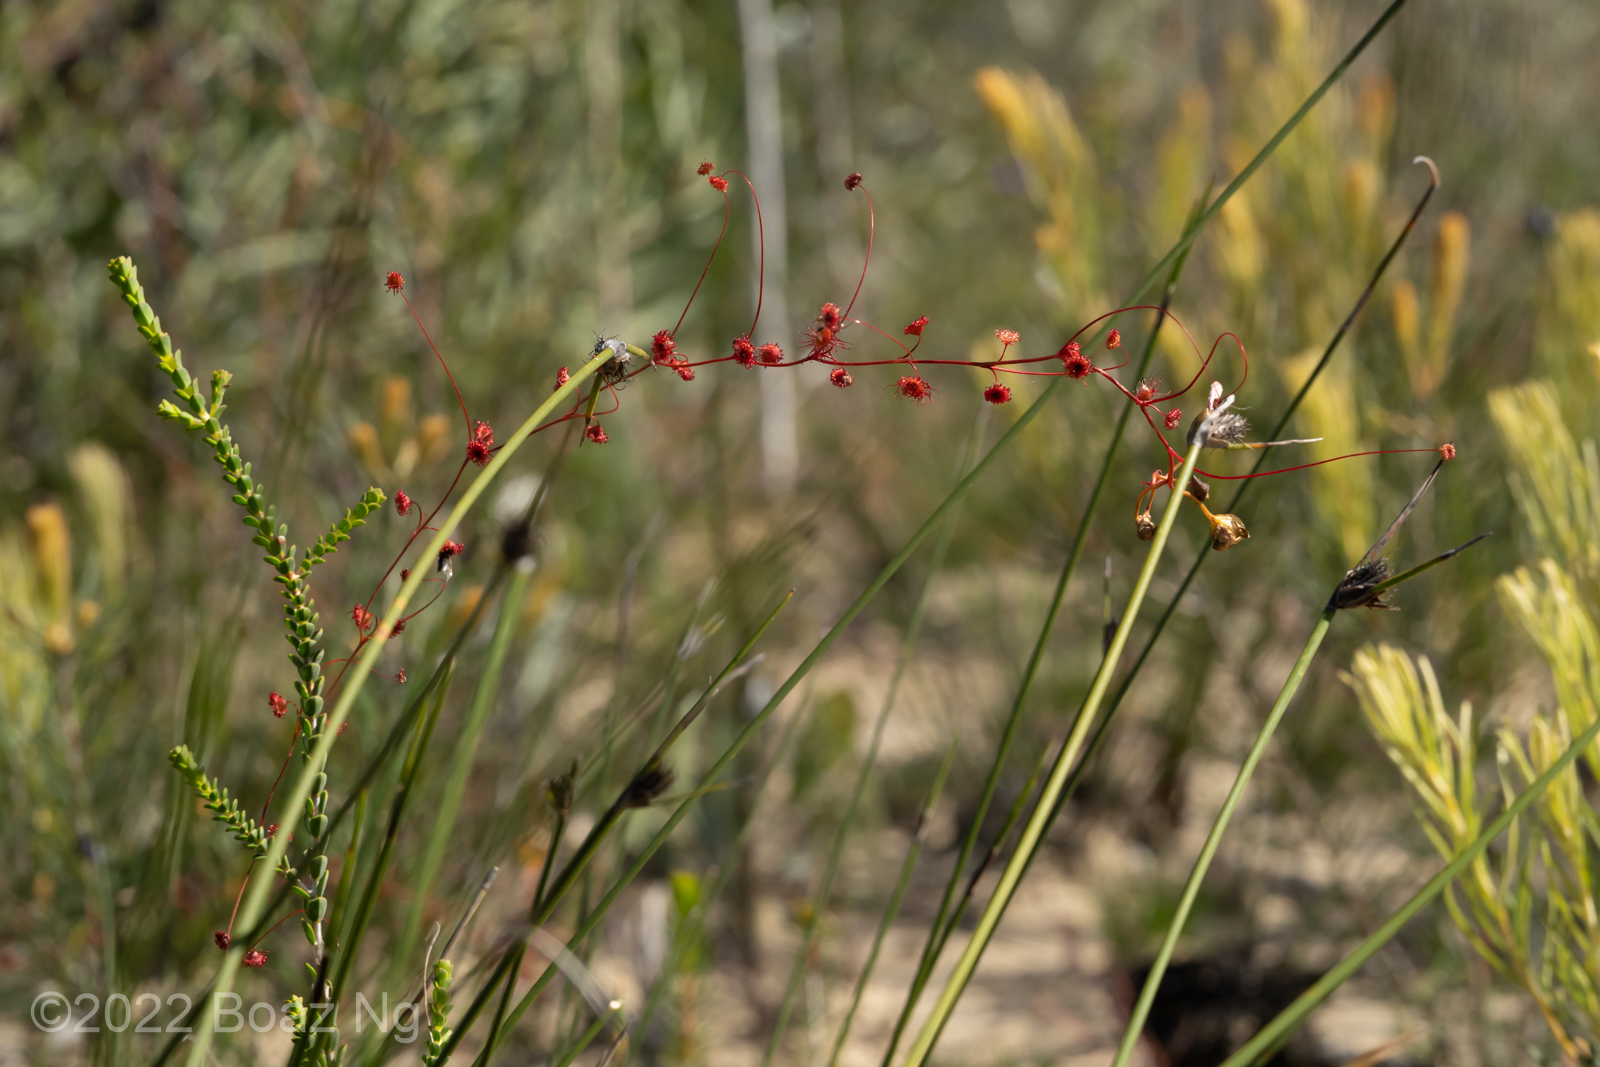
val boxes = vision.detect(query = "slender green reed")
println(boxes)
[826,739,959,1067]
[1217,712,1600,1067]
[178,333,614,1067]
[899,436,1206,1067]
[763,407,987,1067]
[398,566,536,972]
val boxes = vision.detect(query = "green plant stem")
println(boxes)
[329,667,452,1006]
[1075,154,1440,824]
[1109,604,1335,1067]
[399,567,535,972]
[451,376,1075,1066]
[827,739,959,1067]
[880,224,1192,1067]
[550,1011,612,1067]
[763,408,985,1067]
[1217,713,1600,1067]
[901,438,1204,1067]
[330,789,368,953]
[442,592,792,1063]
[183,345,614,1067]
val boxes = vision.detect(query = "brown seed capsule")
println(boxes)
[1188,476,1211,503]
[1208,512,1250,551]
[1135,513,1157,541]
[621,761,676,809]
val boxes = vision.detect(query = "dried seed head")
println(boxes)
[829,367,854,388]
[547,763,577,816]
[595,339,632,386]
[903,316,929,337]
[1207,512,1250,551]
[621,761,676,809]
[844,172,864,191]
[1135,512,1157,541]
[697,161,715,176]
[1188,476,1211,503]
[1333,557,1396,610]
[215,931,231,951]
[983,383,1012,405]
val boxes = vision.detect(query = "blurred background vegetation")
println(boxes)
[2,0,1599,1064]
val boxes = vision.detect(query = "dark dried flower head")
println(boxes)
[242,949,269,968]
[1333,557,1396,610]
[438,540,464,575]
[1059,342,1092,379]
[214,930,231,951]
[585,424,608,444]
[903,316,929,337]
[1207,512,1250,551]
[897,375,933,403]
[697,161,715,176]
[983,383,1013,405]
[400,569,410,582]
[1188,382,1249,448]
[621,761,676,809]
[1135,512,1157,541]
[268,692,289,719]
[844,172,863,190]
[1187,476,1211,504]
[651,330,677,364]
[385,272,404,294]
[547,763,577,816]
[395,490,413,516]
[829,367,853,388]
[758,343,785,365]
[595,339,632,386]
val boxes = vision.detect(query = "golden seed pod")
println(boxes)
[1208,512,1251,551]
[1135,513,1157,541]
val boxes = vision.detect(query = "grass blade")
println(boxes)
[900,436,1207,1067]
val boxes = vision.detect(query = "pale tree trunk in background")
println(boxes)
[807,0,860,288]
[738,0,798,497]
[588,0,631,327]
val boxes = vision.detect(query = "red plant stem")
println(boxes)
[842,185,875,320]
[398,290,472,433]
[227,858,258,936]
[1198,448,1446,480]
[248,908,306,952]
[725,170,766,340]
[673,184,733,339]
[261,718,304,824]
